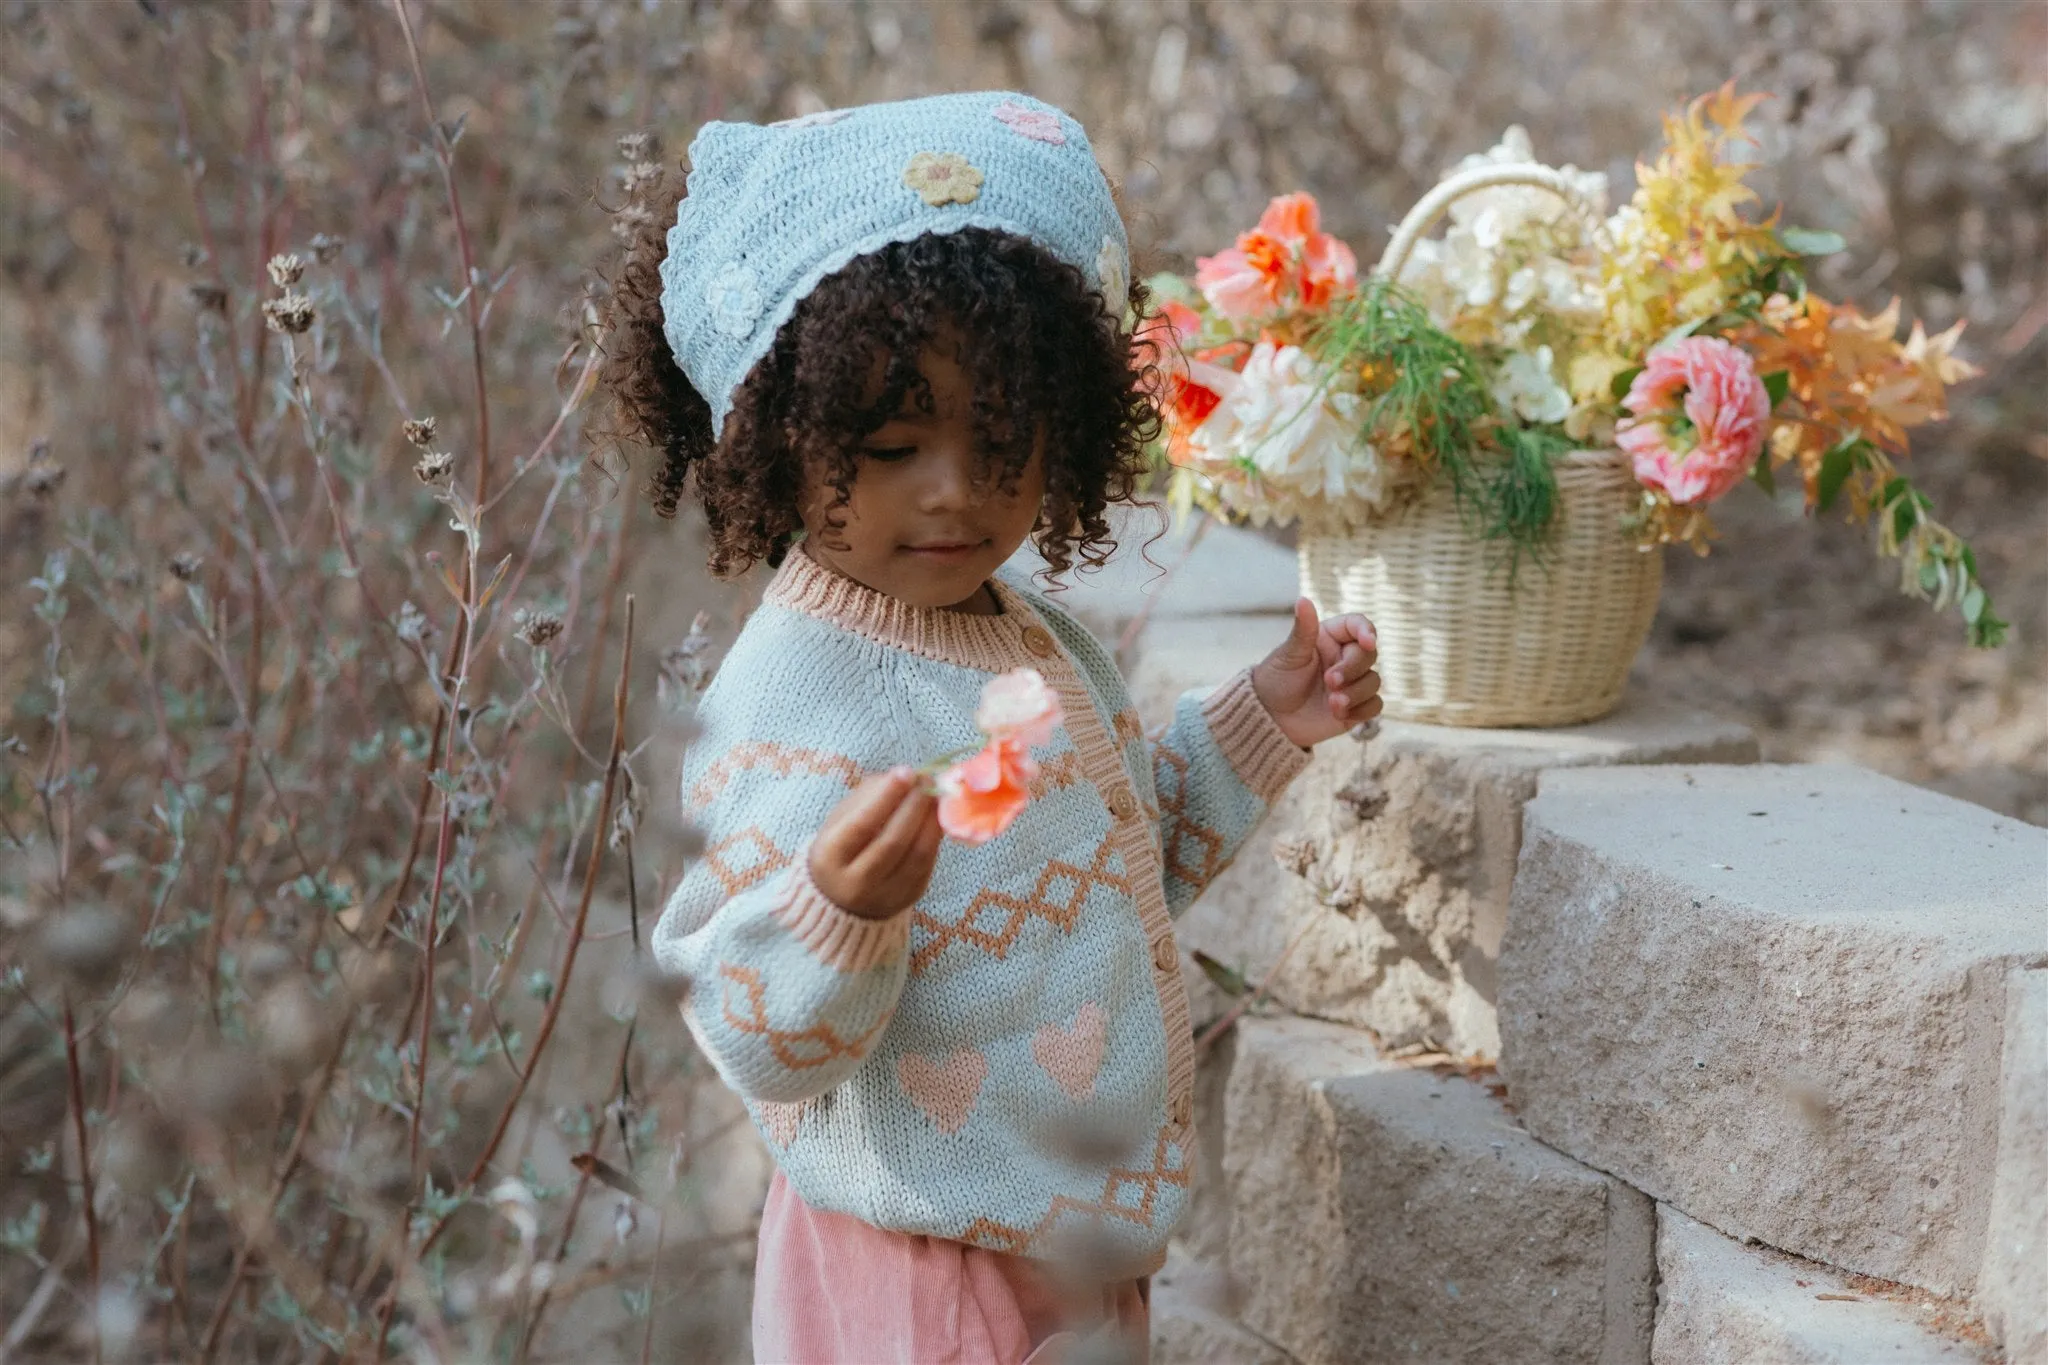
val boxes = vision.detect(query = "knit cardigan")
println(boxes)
[653,550,1307,1275]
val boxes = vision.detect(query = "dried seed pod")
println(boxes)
[167,552,203,582]
[307,233,344,263]
[266,252,305,288]
[413,449,455,485]
[262,291,315,334]
[514,607,563,648]
[402,416,438,448]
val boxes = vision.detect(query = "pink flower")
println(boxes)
[974,668,1064,748]
[935,739,1034,845]
[1615,336,1773,506]
[991,100,1066,145]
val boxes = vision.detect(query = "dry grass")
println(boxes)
[1,2,2040,1361]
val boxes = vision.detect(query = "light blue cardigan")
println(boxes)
[653,549,1306,1274]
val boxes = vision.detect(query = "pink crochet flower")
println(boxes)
[991,100,1065,145]
[1615,336,1773,506]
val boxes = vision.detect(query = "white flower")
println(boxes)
[1095,237,1128,313]
[1186,342,1386,516]
[705,261,762,338]
[1492,346,1573,425]
[975,668,1063,748]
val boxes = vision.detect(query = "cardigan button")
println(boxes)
[1152,936,1177,973]
[1169,1091,1193,1128]
[1107,790,1138,821]
[1021,626,1058,658]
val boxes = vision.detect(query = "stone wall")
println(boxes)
[1066,520,2048,1365]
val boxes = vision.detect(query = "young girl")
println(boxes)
[602,90,1381,1364]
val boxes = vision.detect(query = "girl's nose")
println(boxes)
[916,444,982,513]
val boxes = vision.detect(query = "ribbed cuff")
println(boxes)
[774,853,910,973]
[1200,670,1311,802]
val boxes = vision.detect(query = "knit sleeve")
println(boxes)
[650,624,910,1104]
[1148,669,1309,916]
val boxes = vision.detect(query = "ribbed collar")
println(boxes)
[764,548,1042,673]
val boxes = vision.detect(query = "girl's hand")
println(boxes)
[809,767,945,920]
[1250,598,1383,749]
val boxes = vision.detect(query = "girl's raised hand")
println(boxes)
[1250,598,1383,749]
[808,767,945,920]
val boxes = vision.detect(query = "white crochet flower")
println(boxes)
[1095,237,1127,312]
[705,261,762,338]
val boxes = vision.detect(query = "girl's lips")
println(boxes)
[902,540,986,561]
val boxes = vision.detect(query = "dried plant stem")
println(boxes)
[203,569,262,1000]
[458,595,635,1197]
[196,1020,354,1364]
[1194,914,1318,1056]
[391,0,493,508]
[61,999,102,1365]
[516,1025,636,1360]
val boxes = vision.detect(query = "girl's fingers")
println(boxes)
[1323,641,1378,689]
[1330,672,1383,716]
[817,768,916,867]
[846,782,936,884]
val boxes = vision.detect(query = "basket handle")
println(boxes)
[1374,164,1597,281]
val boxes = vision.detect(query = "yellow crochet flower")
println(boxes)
[903,151,984,208]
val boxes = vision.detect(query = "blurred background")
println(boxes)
[0,1,2042,1359]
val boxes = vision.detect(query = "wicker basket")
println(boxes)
[1300,450,1662,727]
[1297,165,1663,728]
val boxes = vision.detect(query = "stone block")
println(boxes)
[1224,1015,1655,1365]
[1133,609,1757,1057]
[1008,504,1301,643]
[1980,967,2048,1363]
[1652,1205,1989,1364]
[1499,763,2048,1296]
[1151,1247,1296,1365]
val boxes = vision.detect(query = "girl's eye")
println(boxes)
[862,445,916,463]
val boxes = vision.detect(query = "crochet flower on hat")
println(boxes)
[705,262,762,338]
[991,99,1065,145]
[903,151,984,207]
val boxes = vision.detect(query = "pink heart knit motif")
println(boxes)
[756,1100,804,1150]
[898,1048,988,1136]
[1032,1002,1107,1102]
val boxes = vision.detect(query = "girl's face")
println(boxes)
[798,334,1043,614]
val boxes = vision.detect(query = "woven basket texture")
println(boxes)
[1299,449,1663,728]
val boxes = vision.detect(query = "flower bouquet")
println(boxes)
[1147,85,1999,728]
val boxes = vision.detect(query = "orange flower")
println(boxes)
[935,739,1034,845]
[1194,192,1357,320]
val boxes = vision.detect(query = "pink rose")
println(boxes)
[1615,336,1773,506]
[974,667,1063,748]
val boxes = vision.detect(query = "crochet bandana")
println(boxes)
[657,90,1129,438]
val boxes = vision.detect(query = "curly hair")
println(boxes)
[597,170,1159,579]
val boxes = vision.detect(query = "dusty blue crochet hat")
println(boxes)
[658,90,1128,439]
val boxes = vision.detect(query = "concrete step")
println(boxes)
[1005,504,1301,644]
[1499,762,2048,1297]
[1130,619,1757,1058]
[1222,1015,1655,1365]
[1980,967,2047,1363]
[1652,1206,1990,1363]
[1150,1247,1297,1365]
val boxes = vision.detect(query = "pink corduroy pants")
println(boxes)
[751,1172,1150,1365]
